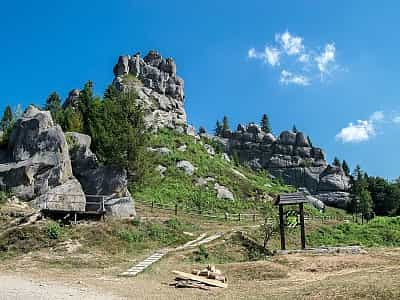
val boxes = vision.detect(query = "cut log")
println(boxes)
[172,271,228,288]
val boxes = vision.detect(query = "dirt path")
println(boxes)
[0,273,123,300]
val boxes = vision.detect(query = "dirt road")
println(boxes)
[0,274,122,300]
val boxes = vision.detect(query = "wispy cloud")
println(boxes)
[280,70,310,86]
[248,46,280,66]
[315,43,336,78]
[248,30,341,86]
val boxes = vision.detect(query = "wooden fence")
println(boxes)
[137,199,354,224]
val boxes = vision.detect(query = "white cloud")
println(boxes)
[370,111,384,121]
[280,70,310,86]
[393,115,400,123]
[248,31,341,86]
[276,31,304,56]
[248,48,257,58]
[315,43,336,77]
[264,47,280,66]
[248,46,280,66]
[298,53,310,63]
[336,120,375,143]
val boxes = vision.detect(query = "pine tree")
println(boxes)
[198,126,206,134]
[260,114,272,133]
[307,136,313,147]
[44,92,64,125]
[0,106,13,131]
[333,157,341,167]
[104,84,120,101]
[342,160,350,176]
[222,116,230,132]
[91,91,151,187]
[292,125,298,133]
[215,120,222,136]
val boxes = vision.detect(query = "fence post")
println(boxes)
[238,213,241,222]
[151,200,154,212]
[175,203,178,216]
[253,213,256,222]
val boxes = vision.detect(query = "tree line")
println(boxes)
[0,82,152,189]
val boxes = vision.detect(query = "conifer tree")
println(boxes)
[222,116,230,132]
[44,92,64,125]
[292,125,298,133]
[342,160,350,176]
[0,106,13,131]
[260,114,272,133]
[215,120,222,136]
[333,157,341,167]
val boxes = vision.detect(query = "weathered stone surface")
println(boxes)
[155,165,167,177]
[204,144,215,156]
[66,132,135,217]
[315,192,351,209]
[31,178,85,211]
[176,160,195,176]
[221,153,230,162]
[62,89,80,110]
[112,50,186,130]
[0,106,77,206]
[214,183,234,200]
[104,196,135,218]
[222,123,351,208]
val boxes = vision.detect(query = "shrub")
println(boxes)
[45,222,63,240]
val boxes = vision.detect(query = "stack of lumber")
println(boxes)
[171,265,228,290]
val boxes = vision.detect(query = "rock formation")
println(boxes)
[66,132,135,217]
[112,50,187,130]
[0,106,135,217]
[0,106,86,211]
[209,123,351,209]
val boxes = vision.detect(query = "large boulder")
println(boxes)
[0,106,84,211]
[176,160,195,176]
[66,132,135,216]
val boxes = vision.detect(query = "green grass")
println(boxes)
[0,217,198,263]
[133,129,292,213]
[307,216,400,247]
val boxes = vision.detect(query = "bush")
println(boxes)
[45,222,63,240]
[194,245,209,262]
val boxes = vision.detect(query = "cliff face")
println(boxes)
[112,50,187,131]
[219,123,351,208]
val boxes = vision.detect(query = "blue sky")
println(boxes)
[0,1,399,179]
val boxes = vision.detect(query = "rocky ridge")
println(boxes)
[208,123,351,208]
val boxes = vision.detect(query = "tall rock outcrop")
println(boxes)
[217,123,351,209]
[112,50,187,130]
[0,106,86,211]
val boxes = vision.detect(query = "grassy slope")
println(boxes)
[133,129,291,213]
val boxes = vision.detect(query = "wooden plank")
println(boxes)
[299,203,306,250]
[172,271,228,288]
[278,205,285,250]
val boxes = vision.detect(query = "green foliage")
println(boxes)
[133,129,291,214]
[0,105,14,146]
[63,107,83,132]
[307,216,400,247]
[0,191,9,205]
[222,115,230,132]
[260,113,272,133]
[193,244,209,262]
[198,126,206,134]
[44,92,64,125]
[333,156,341,167]
[45,222,63,240]
[292,124,298,133]
[342,160,350,176]
[89,91,152,187]
[215,120,222,136]
[116,218,192,248]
